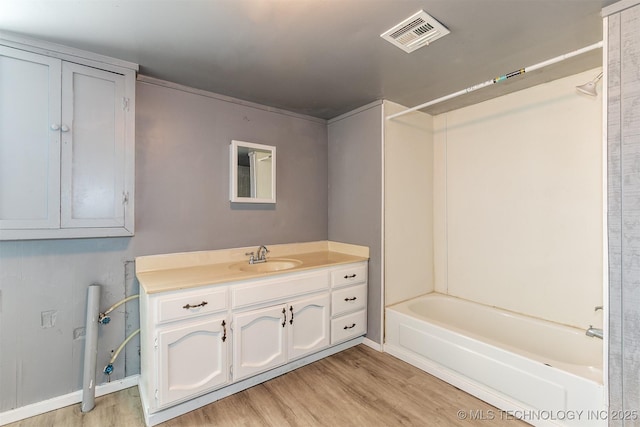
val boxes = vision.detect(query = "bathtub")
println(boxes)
[385,293,605,427]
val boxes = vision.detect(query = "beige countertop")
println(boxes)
[136,241,369,294]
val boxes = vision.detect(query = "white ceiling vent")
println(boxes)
[380,10,450,53]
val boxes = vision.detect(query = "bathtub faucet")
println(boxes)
[585,325,603,339]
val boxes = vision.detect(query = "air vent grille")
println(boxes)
[381,10,449,53]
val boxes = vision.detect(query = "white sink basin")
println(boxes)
[230,258,302,273]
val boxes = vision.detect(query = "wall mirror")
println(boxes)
[230,140,276,203]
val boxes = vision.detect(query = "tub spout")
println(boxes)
[585,325,603,339]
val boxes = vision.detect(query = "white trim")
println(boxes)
[0,31,138,73]
[327,100,384,125]
[0,226,134,241]
[380,101,387,347]
[602,0,640,17]
[601,16,610,407]
[362,337,383,351]
[136,75,326,125]
[0,375,139,426]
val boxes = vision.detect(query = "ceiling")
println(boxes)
[0,0,616,119]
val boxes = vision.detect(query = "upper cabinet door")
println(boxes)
[0,35,136,240]
[60,62,127,229]
[0,46,61,229]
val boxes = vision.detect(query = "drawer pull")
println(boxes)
[182,301,208,310]
[343,274,357,279]
[343,323,356,330]
[344,297,357,302]
[282,308,287,327]
[289,306,294,325]
[221,320,227,342]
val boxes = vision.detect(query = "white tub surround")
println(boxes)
[136,241,368,426]
[385,293,605,427]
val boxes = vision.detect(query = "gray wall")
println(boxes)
[0,80,329,412]
[0,238,133,411]
[328,103,383,345]
[133,81,328,255]
[606,2,640,424]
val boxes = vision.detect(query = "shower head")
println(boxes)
[576,72,603,96]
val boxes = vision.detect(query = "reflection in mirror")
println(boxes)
[230,140,276,203]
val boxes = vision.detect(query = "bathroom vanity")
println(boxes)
[136,241,368,426]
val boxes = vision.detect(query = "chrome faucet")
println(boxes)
[586,325,603,339]
[256,245,269,262]
[246,245,269,264]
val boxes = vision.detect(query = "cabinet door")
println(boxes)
[0,46,61,229]
[60,62,127,229]
[232,304,287,381]
[157,316,229,408]
[288,293,330,360]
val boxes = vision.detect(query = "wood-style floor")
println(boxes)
[7,345,526,426]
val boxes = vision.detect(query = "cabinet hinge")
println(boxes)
[122,191,129,205]
[122,97,130,112]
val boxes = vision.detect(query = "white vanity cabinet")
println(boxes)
[0,36,136,240]
[156,315,229,407]
[140,286,230,410]
[232,292,330,380]
[137,252,368,427]
[330,262,368,344]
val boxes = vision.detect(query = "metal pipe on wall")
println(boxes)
[386,41,604,120]
[81,284,101,412]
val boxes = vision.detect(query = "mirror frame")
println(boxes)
[229,140,276,204]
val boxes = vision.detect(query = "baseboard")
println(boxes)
[362,337,383,351]
[0,375,139,426]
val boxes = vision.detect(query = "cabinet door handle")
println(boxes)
[343,323,356,330]
[344,297,357,301]
[282,307,286,327]
[183,301,208,310]
[60,124,70,132]
[221,320,227,342]
[343,274,357,279]
[289,306,294,325]
[50,124,60,131]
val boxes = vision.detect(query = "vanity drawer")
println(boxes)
[232,270,330,309]
[331,263,367,288]
[331,284,367,317]
[331,309,367,344]
[156,287,228,324]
